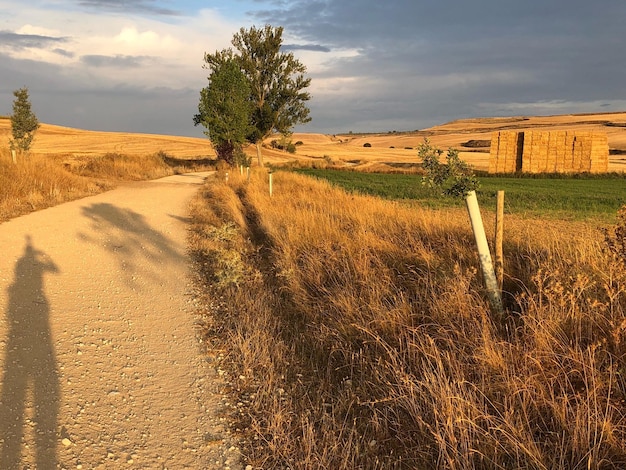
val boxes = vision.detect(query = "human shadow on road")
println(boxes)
[0,236,60,470]
[79,203,184,286]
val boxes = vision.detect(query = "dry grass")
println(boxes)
[0,118,299,224]
[0,148,215,222]
[0,149,107,221]
[0,120,219,222]
[189,169,626,469]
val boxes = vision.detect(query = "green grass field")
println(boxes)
[295,168,626,222]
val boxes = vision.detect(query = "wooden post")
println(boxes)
[465,191,503,314]
[246,167,250,182]
[11,149,17,164]
[495,191,504,293]
[269,171,273,196]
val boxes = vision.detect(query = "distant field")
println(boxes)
[0,120,215,159]
[296,168,626,222]
[288,111,626,173]
[3,111,626,171]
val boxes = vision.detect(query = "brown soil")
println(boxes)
[0,173,243,469]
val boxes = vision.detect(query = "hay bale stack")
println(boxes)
[522,131,551,173]
[554,130,567,171]
[489,131,522,173]
[589,131,609,173]
[490,130,609,174]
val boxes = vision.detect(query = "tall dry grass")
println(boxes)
[0,149,214,222]
[0,149,109,221]
[189,169,626,469]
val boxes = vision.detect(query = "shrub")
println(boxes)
[363,142,371,147]
[271,139,297,154]
[420,139,479,197]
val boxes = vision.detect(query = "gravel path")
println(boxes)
[0,173,241,469]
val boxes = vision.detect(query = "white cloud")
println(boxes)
[113,26,178,54]
[16,24,63,37]
[1,2,243,89]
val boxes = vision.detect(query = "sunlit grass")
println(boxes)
[190,169,626,469]
[0,148,215,222]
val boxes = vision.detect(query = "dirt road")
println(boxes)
[0,173,240,469]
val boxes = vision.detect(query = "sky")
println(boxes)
[1,0,626,137]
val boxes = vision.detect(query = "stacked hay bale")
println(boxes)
[489,130,608,173]
[488,131,523,173]
[589,132,610,172]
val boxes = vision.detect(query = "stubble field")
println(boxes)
[4,111,626,172]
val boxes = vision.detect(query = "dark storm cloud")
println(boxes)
[80,54,151,68]
[283,44,330,52]
[252,0,626,131]
[0,53,202,137]
[76,0,180,16]
[0,30,68,50]
[53,49,75,58]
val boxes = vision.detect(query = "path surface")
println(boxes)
[0,173,239,469]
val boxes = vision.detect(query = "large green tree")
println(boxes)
[194,56,252,165]
[10,87,40,153]
[201,25,312,166]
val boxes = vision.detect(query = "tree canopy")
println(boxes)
[194,57,252,165]
[199,25,311,166]
[10,87,40,153]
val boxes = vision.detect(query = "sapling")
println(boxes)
[419,139,503,313]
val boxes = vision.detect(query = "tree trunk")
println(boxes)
[256,142,264,167]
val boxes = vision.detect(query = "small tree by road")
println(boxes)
[200,25,312,167]
[194,57,252,166]
[10,87,40,154]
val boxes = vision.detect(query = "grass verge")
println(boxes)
[190,169,626,469]
[0,149,215,222]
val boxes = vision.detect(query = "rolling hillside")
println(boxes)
[2,112,626,171]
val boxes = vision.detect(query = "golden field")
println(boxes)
[3,111,626,172]
[0,118,213,158]
[290,112,626,172]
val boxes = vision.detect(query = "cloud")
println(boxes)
[252,0,626,133]
[283,43,331,52]
[0,30,68,50]
[2,0,624,136]
[76,0,181,16]
[80,54,152,68]
[53,48,75,58]
[0,3,244,136]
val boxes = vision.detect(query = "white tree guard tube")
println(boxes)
[465,190,503,313]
